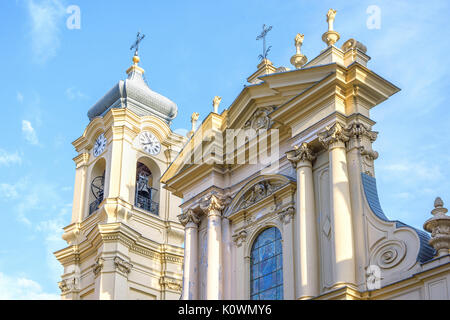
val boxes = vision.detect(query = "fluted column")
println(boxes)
[286,142,319,299]
[318,122,356,288]
[201,194,225,300]
[179,210,200,300]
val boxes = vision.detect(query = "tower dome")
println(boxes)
[87,56,178,123]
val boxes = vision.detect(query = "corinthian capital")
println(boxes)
[318,122,349,149]
[286,142,316,167]
[178,209,201,226]
[347,122,378,142]
[200,194,225,216]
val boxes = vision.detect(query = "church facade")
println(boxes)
[55,9,450,300]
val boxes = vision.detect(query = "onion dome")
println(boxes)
[87,55,178,123]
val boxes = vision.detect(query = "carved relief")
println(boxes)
[232,230,248,247]
[278,206,295,224]
[58,278,78,294]
[347,122,378,142]
[359,146,379,177]
[93,257,104,276]
[286,142,316,167]
[239,181,281,210]
[243,107,276,130]
[159,276,182,292]
[178,209,200,226]
[114,256,133,275]
[370,240,407,269]
[200,193,226,216]
[318,122,350,149]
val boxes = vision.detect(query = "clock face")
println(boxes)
[93,133,107,157]
[139,131,161,155]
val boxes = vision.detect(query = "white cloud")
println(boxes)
[0,149,22,166]
[17,92,24,103]
[22,120,39,145]
[0,272,59,300]
[65,87,87,100]
[27,0,65,64]
[379,159,443,182]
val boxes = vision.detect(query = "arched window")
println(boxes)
[135,162,159,215]
[88,158,106,216]
[250,227,283,300]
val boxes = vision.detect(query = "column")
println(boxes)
[318,122,356,287]
[201,194,224,300]
[179,209,200,300]
[286,142,319,299]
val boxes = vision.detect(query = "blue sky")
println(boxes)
[0,0,449,299]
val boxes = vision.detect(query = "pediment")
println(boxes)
[224,174,295,217]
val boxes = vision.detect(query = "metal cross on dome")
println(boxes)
[130,31,146,56]
[256,24,273,60]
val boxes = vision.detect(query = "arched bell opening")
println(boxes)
[88,158,106,216]
[135,161,159,215]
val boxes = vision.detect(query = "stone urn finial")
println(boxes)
[424,197,450,257]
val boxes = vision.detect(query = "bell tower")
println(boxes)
[55,40,187,300]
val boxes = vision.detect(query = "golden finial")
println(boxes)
[212,96,222,113]
[290,33,307,69]
[322,9,340,47]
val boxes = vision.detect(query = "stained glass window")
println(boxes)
[250,227,283,300]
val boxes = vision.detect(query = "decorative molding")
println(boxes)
[286,142,316,167]
[359,146,379,177]
[239,181,281,210]
[318,122,349,149]
[370,240,406,270]
[73,153,90,168]
[92,257,104,276]
[243,106,276,130]
[178,209,200,226]
[200,193,226,216]
[159,276,182,292]
[347,122,378,142]
[359,146,379,161]
[114,256,133,275]
[278,206,295,224]
[232,230,248,247]
[58,278,78,294]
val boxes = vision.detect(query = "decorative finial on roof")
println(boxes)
[188,112,200,138]
[322,9,340,47]
[256,24,273,61]
[290,33,308,69]
[212,96,222,114]
[424,197,450,257]
[127,32,146,75]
